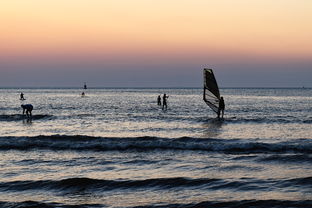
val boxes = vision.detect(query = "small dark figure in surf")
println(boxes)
[20,92,25,100]
[162,94,169,110]
[21,104,33,118]
[218,97,225,119]
[157,95,161,106]
[81,92,85,97]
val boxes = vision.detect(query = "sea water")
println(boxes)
[0,88,311,208]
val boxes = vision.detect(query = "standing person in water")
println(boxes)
[21,104,33,118]
[162,94,169,110]
[157,95,161,106]
[218,97,225,119]
[20,92,25,100]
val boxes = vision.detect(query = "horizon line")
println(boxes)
[0,86,310,89]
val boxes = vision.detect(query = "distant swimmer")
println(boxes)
[157,95,161,106]
[162,94,169,110]
[218,97,225,119]
[21,104,33,118]
[20,92,25,100]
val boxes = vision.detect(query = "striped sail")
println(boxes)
[203,69,220,114]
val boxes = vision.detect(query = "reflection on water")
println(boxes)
[202,118,224,138]
[22,118,32,125]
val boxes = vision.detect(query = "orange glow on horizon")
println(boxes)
[1,0,312,60]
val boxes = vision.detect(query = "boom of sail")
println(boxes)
[203,69,220,114]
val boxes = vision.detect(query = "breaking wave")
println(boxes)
[1,176,311,192]
[0,135,311,154]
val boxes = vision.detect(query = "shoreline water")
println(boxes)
[0,88,311,207]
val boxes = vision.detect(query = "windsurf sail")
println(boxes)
[203,68,220,114]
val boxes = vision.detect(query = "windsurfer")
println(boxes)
[218,97,225,118]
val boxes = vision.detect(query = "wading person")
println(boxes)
[20,92,25,100]
[157,95,161,106]
[21,104,33,118]
[162,94,169,110]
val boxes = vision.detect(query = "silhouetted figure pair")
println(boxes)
[21,104,33,118]
[218,97,225,119]
[162,94,169,110]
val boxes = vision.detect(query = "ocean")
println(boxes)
[0,88,311,208]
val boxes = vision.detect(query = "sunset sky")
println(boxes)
[1,0,311,87]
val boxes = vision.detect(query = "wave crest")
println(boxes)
[1,176,311,192]
[0,135,311,154]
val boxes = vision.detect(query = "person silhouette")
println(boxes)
[20,92,25,100]
[21,104,33,118]
[162,94,169,110]
[157,95,161,106]
[218,97,225,118]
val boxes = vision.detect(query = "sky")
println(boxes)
[0,0,311,88]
